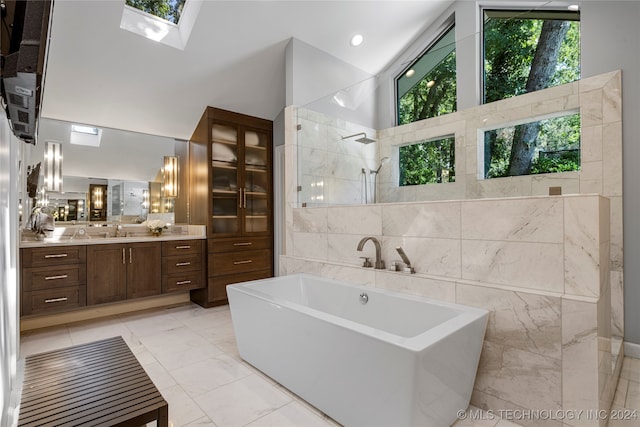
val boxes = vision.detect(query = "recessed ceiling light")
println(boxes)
[350,34,364,47]
[405,69,415,77]
[568,4,579,11]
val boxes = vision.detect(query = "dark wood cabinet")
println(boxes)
[87,242,161,305]
[182,107,274,307]
[21,238,205,318]
[21,245,87,316]
[86,244,127,305]
[161,240,205,293]
[126,242,162,299]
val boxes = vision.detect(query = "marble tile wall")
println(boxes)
[281,194,614,426]
[295,108,377,206]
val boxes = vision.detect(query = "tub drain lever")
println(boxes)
[359,293,369,304]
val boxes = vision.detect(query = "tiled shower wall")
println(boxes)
[281,194,613,427]
[296,108,377,206]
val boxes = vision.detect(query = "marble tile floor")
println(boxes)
[19,303,640,427]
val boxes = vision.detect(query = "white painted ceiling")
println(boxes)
[41,0,452,140]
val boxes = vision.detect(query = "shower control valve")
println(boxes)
[359,257,372,268]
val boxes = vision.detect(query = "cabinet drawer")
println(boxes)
[21,246,86,268]
[162,254,202,275]
[23,285,86,316]
[162,271,204,293]
[208,237,271,253]
[23,264,86,291]
[209,249,271,276]
[162,240,203,257]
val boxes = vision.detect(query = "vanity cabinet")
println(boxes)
[86,242,161,305]
[161,240,205,293]
[21,245,87,316]
[185,107,274,307]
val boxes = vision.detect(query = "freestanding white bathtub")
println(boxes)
[227,273,488,427]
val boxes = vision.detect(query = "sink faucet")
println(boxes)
[357,237,385,269]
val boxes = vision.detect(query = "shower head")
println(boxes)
[372,157,390,174]
[341,132,376,144]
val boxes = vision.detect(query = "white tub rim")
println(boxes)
[228,273,488,352]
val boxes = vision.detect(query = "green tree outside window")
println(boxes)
[126,0,185,24]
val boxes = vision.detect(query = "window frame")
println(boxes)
[394,17,456,126]
[398,134,456,186]
[480,6,581,105]
[478,109,581,180]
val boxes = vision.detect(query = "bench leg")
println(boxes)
[158,404,169,427]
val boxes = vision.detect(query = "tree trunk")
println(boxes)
[508,20,570,176]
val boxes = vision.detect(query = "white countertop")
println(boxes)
[20,224,206,248]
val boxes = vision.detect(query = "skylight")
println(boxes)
[70,125,102,147]
[120,0,202,50]
[125,0,185,25]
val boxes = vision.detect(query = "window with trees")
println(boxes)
[125,0,186,24]
[483,9,580,176]
[484,113,581,179]
[396,25,457,126]
[399,136,455,186]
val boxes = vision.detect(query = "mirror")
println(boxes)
[27,118,177,223]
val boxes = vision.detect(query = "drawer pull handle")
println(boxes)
[233,260,253,265]
[176,262,191,267]
[233,242,252,246]
[175,245,191,249]
[44,254,68,259]
[176,280,192,285]
[45,274,68,280]
[45,297,68,303]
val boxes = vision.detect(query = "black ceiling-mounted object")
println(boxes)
[1,0,52,144]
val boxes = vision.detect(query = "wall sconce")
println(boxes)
[44,141,63,192]
[93,186,103,209]
[142,189,150,209]
[163,156,178,198]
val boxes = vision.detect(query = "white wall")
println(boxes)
[0,110,20,426]
[285,38,377,129]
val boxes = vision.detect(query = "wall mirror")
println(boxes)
[26,118,176,223]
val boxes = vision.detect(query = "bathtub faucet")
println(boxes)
[357,237,385,269]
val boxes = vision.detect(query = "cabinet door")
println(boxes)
[87,244,126,305]
[126,242,162,299]
[241,129,271,235]
[211,123,240,236]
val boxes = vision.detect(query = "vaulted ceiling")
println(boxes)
[41,1,452,140]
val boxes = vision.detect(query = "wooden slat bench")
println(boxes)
[18,336,168,427]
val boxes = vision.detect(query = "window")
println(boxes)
[399,136,455,186]
[483,113,580,178]
[396,25,457,126]
[121,0,201,50]
[125,0,186,24]
[483,9,580,104]
[70,124,102,147]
